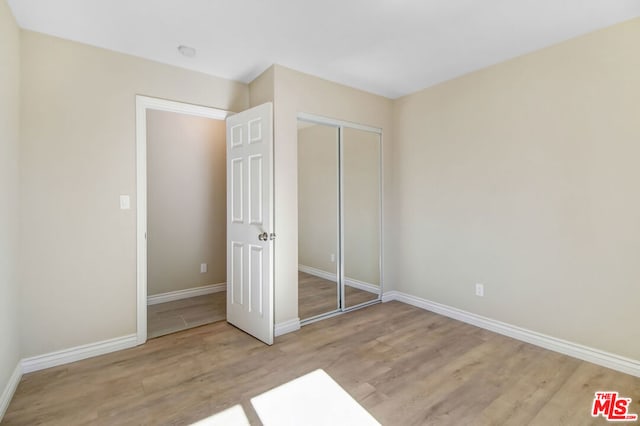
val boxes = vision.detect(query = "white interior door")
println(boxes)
[226,102,274,345]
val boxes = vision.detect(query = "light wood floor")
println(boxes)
[3,302,640,426]
[147,292,226,339]
[4,302,639,425]
[298,271,378,320]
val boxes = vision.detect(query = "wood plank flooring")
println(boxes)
[298,271,377,320]
[147,292,226,339]
[4,301,639,425]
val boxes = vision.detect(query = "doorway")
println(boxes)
[135,96,230,344]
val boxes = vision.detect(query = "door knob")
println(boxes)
[258,232,268,241]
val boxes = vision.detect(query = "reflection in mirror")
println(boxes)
[297,121,340,320]
[343,127,381,308]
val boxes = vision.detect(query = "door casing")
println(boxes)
[135,95,230,345]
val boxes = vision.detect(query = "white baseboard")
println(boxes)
[298,265,379,294]
[383,291,640,378]
[381,291,397,303]
[275,318,301,337]
[147,282,226,305]
[0,362,22,421]
[22,334,138,374]
[344,277,379,294]
[298,264,336,282]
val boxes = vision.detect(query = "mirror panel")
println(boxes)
[343,127,381,308]
[297,121,340,320]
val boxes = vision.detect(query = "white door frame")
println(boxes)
[135,95,231,345]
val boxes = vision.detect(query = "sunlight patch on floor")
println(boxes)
[251,369,380,426]
[190,404,250,426]
[191,369,379,426]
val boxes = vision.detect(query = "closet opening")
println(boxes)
[296,113,383,325]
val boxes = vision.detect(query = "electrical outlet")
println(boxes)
[200,263,207,273]
[330,253,336,262]
[475,283,484,297]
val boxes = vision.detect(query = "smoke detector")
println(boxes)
[177,45,196,58]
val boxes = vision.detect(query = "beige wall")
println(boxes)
[392,18,640,360]
[0,0,21,403]
[297,124,339,274]
[249,66,274,109]
[270,65,393,323]
[147,110,226,296]
[19,30,249,357]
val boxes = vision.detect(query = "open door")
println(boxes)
[226,102,274,345]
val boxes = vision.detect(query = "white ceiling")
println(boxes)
[7,0,640,98]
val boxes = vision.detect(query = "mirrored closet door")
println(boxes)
[297,121,340,320]
[297,115,382,323]
[342,127,381,308]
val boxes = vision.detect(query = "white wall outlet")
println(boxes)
[330,253,336,262]
[200,263,207,273]
[475,283,484,297]
[119,195,130,210]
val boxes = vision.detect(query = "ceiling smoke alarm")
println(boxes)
[177,45,196,58]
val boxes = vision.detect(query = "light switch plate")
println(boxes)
[120,195,130,210]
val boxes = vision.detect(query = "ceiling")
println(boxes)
[7,0,640,99]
